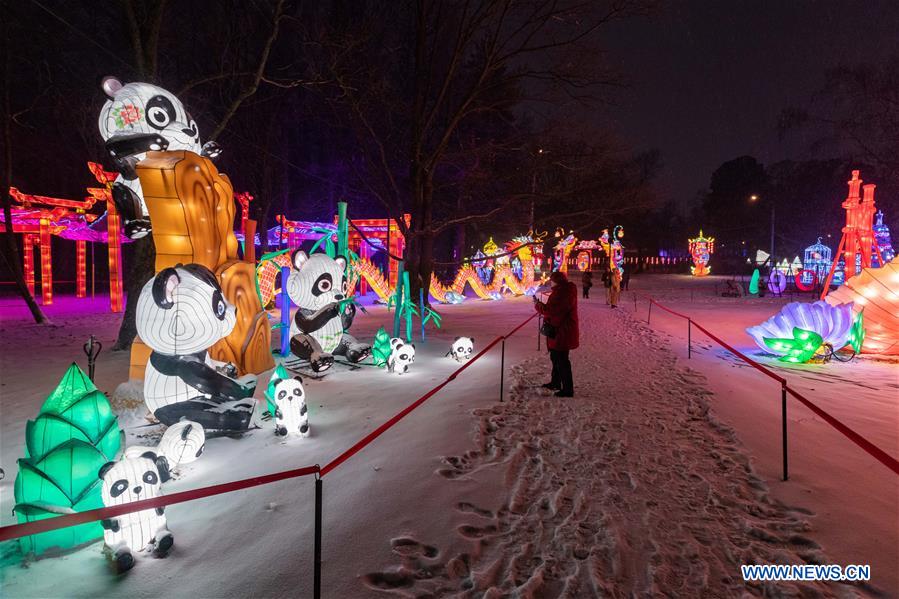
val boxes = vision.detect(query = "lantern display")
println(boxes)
[286,251,371,372]
[13,364,123,556]
[136,264,258,432]
[268,375,310,437]
[802,238,832,285]
[825,256,899,354]
[575,251,591,272]
[387,337,416,374]
[370,327,393,367]
[448,337,475,362]
[157,421,205,466]
[749,269,760,295]
[746,301,857,362]
[768,269,787,295]
[688,231,715,276]
[98,452,173,572]
[873,210,895,265]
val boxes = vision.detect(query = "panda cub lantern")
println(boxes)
[98,76,221,239]
[136,263,257,433]
[449,337,475,362]
[387,338,415,375]
[287,251,372,372]
[99,452,173,573]
[271,376,310,437]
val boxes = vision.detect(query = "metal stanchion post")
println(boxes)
[500,338,506,402]
[781,384,788,481]
[314,476,323,599]
[648,301,653,325]
[537,316,541,351]
[687,320,692,359]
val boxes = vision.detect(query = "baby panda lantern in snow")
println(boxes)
[136,263,257,432]
[98,77,220,239]
[270,376,310,437]
[99,452,173,573]
[448,337,475,362]
[286,251,371,372]
[387,338,415,374]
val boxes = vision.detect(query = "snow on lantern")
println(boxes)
[688,231,715,276]
[13,363,123,555]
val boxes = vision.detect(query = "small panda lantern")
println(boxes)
[98,77,221,239]
[99,452,173,573]
[286,251,372,372]
[387,338,415,374]
[136,264,257,432]
[448,337,475,362]
[270,376,310,437]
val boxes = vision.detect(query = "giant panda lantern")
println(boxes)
[287,251,372,372]
[136,264,257,432]
[99,76,273,380]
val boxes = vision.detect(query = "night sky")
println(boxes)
[601,0,899,204]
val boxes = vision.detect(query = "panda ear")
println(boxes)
[98,461,117,480]
[470,338,475,343]
[101,76,123,98]
[141,451,159,461]
[334,255,347,270]
[293,375,303,383]
[292,250,309,270]
[155,456,171,483]
[271,377,283,388]
[152,268,180,309]
[181,423,193,441]
[453,336,461,342]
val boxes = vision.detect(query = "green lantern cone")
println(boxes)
[13,363,123,556]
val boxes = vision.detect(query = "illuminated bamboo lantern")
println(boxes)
[129,150,273,379]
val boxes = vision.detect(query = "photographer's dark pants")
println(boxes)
[549,349,573,394]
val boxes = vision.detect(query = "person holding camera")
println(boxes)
[534,271,579,397]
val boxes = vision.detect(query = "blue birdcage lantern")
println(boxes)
[802,237,832,285]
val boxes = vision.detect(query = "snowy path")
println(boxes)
[363,303,870,597]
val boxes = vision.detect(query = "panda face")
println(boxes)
[451,337,474,361]
[389,339,415,374]
[137,264,236,355]
[286,252,348,311]
[99,80,202,155]
[100,456,165,507]
[274,377,305,406]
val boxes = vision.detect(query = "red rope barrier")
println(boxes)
[786,387,899,475]
[642,295,898,476]
[0,464,320,542]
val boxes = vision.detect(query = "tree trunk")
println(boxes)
[113,235,155,350]
[1,14,47,324]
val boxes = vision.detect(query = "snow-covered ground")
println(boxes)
[0,275,896,597]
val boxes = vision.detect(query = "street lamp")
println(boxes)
[750,194,774,267]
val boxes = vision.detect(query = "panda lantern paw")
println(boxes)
[275,425,288,436]
[113,550,135,573]
[311,355,334,372]
[153,533,174,558]
[124,220,152,240]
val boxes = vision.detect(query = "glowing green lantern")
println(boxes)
[848,310,865,354]
[371,327,392,368]
[13,363,123,555]
[749,269,760,295]
[763,327,824,363]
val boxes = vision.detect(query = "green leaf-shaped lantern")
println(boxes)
[13,363,123,555]
[763,327,824,363]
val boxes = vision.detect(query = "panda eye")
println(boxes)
[212,290,226,320]
[278,390,287,400]
[146,95,176,130]
[400,353,408,360]
[318,279,331,292]
[111,479,129,498]
[143,471,159,485]
[293,388,302,396]
[312,273,333,296]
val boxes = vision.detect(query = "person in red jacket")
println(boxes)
[534,271,579,397]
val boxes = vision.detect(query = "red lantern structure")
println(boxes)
[820,170,885,298]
